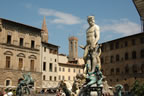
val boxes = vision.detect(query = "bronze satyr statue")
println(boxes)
[16,73,34,96]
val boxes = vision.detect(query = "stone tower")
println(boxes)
[68,36,78,61]
[41,16,48,43]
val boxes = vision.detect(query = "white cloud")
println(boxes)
[25,4,32,9]
[39,8,82,25]
[101,19,141,36]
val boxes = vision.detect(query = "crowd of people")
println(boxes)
[0,88,14,96]
[56,89,66,96]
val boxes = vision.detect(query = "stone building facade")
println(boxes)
[0,18,42,89]
[41,42,59,88]
[0,17,84,89]
[58,54,83,85]
[101,32,144,91]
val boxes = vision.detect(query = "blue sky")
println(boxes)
[0,0,141,57]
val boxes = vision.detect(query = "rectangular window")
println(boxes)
[30,60,34,71]
[62,76,65,80]
[31,40,35,48]
[54,77,56,81]
[59,67,61,72]
[73,77,75,80]
[19,58,23,70]
[140,37,144,44]
[50,76,52,81]
[43,62,46,71]
[68,68,70,72]
[44,47,46,52]
[125,41,128,47]
[7,35,11,44]
[6,56,10,68]
[132,39,136,45]
[49,63,53,72]
[55,67,57,72]
[73,69,75,73]
[43,75,46,80]
[63,68,65,72]
[50,49,53,54]
[115,42,119,49]
[59,76,61,80]
[20,38,23,47]
[79,69,81,73]
[105,56,109,64]
[141,49,144,58]
[110,43,114,50]
[6,80,10,86]
[68,76,70,80]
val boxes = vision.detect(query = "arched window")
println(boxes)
[17,53,25,58]
[125,52,129,60]
[49,76,52,81]
[43,75,46,80]
[125,65,129,74]
[141,64,144,73]
[5,79,12,87]
[140,49,144,58]
[132,64,137,73]
[116,68,120,75]
[116,54,120,61]
[110,56,114,63]
[111,68,114,75]
[132,51,136,59]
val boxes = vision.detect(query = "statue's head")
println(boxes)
[115,84,123,91]
[87,16,95,26]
